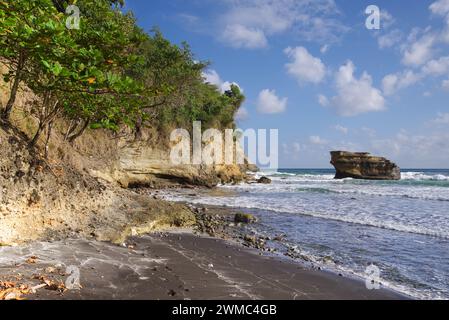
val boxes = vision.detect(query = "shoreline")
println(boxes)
[0,230,408,300]
[0,186,412,301]
[155,185,449,300]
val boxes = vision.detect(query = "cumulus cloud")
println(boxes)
[221,24,268,49]
[382,70,421,96]
[402,33,436,67]
[422,55,449,76]
[370,130,449,167]
[203,69,221,86]
[317,94,329,107]
[256,89,288,114]
[381,55,449,95]
[235,107,249,121]
[284,46,326,84]
[378,29,403,49]
[430,0,449,17]
[320,44,329,54]
[309,135,328,145]
[330,61,385,116]
[218,0,347,49]
[333,125,348,134]
[442,79,449,90]
[429,0,449,42]
[202,69,242,93]
[372,10,401,49]
[380,9,396,29]
[432,112,449,124]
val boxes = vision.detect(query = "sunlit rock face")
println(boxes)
[330,151,401,180]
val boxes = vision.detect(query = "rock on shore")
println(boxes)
[330,151,401,180]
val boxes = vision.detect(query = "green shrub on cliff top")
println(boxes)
[0,0,245,148]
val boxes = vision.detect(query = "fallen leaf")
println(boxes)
[0,288,23,300]
[26,256,38,264]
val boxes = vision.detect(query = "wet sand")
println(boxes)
[0,232,406,300]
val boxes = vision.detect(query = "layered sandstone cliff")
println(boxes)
[0,72,251,244]
[330,151,401,180]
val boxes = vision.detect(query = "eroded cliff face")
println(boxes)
[0,74,251,244]
[330,151,401,180]
[90,137,251,189]
[0,124,197,245]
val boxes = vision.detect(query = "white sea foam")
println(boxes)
[162,169,449,239]
[401,172,449,181]
[162,191,449,239]
[257,170,449,181]
[160,170,449,300]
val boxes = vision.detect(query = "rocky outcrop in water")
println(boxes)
[330,151,401,180]
[257,176,272,184]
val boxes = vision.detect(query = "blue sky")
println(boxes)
[125,0,449,168]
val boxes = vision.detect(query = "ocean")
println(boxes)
[161,169,449,300]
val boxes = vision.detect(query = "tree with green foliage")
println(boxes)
[0,0,62,120]
[0,0,145,147]
[127,29,207,139]
[0,0,245,152]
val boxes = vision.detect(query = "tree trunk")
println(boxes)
[29,123,46,148]
[134,116,143,141]
[44,121,53,158]
[64,120,77,141]
[2,52,25,121]
[68,119,89,143]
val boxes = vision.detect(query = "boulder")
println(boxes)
[234,213,258,224]
[257,176,272,184]
[330,151,401,180]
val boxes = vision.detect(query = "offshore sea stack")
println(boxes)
[330,151,401,180]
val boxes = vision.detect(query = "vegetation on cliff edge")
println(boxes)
[0,0,244,151]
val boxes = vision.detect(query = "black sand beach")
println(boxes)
[0,232,406,300]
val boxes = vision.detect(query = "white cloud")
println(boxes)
[333,125,348,134]
[382,70,421,96]
[203,69,221,87]
[221,81,241,92]
[218,0,347,49]
[402,33,436,67]
[320,44,329,54]
[442,79,449,90]
[430,0,449,16]
[235,107,249,121]
[284,46,326,84]
[221,24,268,49]
[317,94,329,107]
[422,55,449,76]
[177,13,200,26]
[380,9,395,29]
[429,0,449,43]
[432,112,449,124]
[202,69,242,93]
[256,89,288,114]
[309,135,328,145]
[378,29,403,49]
[370,130,449,167]
[381,55,449,96]
[330,61,385,116]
